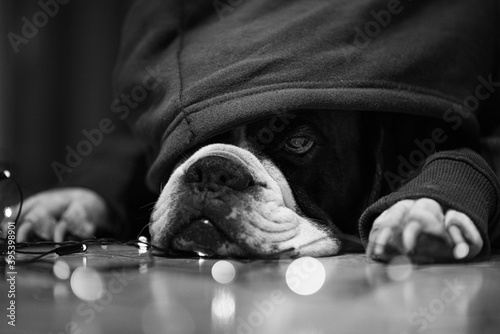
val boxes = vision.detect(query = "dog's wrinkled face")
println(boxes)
[150,111,371,258]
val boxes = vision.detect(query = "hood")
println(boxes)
[113,0,499,190]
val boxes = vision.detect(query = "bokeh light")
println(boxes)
[70,267,104,301]
[53,260,71,280]
[53,282,70,300]
[211,287,235,328]
[211,260,236,284]
[138,236,149,254]
[3,206,12,218]
[386,255,413,281]
[286,257,326,295]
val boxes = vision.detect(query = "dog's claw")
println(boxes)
[402,220,421,253]
[448,224,468,259]
[373,227,391,255]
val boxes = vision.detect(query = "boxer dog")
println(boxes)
[149,110,482,261]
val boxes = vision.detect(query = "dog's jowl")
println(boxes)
[151,111,372,257]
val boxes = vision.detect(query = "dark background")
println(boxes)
[0,0,133,194]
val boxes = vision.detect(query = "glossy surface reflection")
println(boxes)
[2,245,500,334]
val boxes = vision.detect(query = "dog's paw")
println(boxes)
[1,188,111,242]
[366,198,483,263]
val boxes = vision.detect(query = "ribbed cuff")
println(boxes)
[359,149,500,256]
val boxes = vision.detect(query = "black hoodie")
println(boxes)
[109,0,500,253]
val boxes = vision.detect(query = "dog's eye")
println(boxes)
[284,137,314,154]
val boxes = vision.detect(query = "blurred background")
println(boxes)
[0,0,133,194]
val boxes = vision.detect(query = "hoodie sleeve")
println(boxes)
[358,148,500,255]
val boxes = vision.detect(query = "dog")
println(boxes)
[149,110,484,262]
[6,0,496,265]
[120,0,498,263]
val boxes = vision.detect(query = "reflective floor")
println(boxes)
[2,244,500,334]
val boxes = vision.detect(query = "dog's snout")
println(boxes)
[185,156,253,191]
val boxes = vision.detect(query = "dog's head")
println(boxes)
[150,110,376,258]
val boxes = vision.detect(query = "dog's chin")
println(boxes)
[164,210,340,258]
[170,218,248,257]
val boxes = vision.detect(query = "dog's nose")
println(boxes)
[185,156,253,191]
